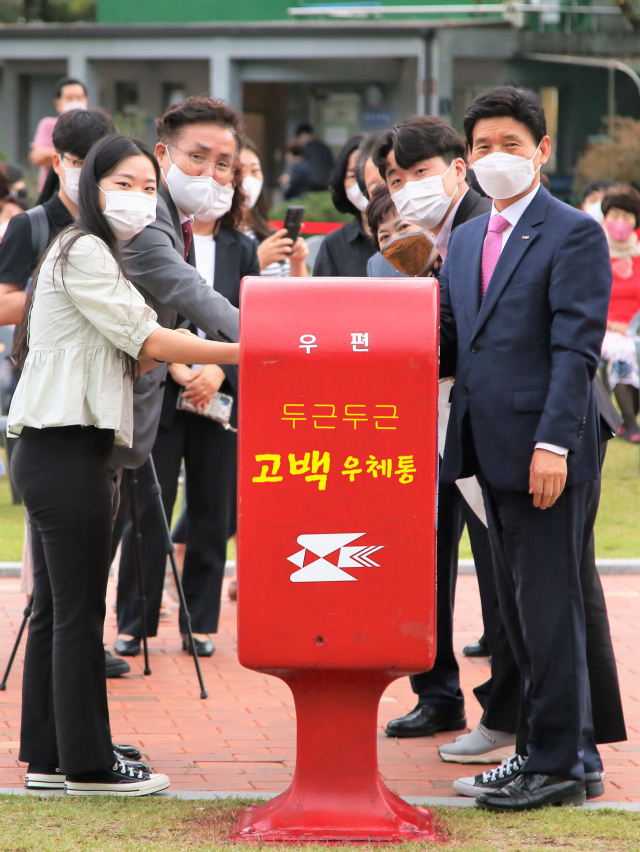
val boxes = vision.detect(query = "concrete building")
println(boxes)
[1,1,640,193]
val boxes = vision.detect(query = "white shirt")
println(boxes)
[193,233,216,340]
[434,188,468,262]
[488,181,567,457]
[8,233,160,447]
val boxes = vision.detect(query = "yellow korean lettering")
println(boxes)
[343,404,367,429]
[342,455,363,482]
[374,404,399,430]
[252,454,284,483]
[282,403,306,429]
[313,403,337,429]
[395,455,417,484]
[288,453,311,475]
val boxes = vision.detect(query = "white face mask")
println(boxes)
[584,201,604,223]
[472,142,542,200]
[390,161,455,229]
[345,182,369,212]
[163,146,226,217]
[61,101,87,113]
[99,189,157,240]
[0,220,9,240]
[60,164,81,206]
[242,175,263,209]
[196,183,235,223]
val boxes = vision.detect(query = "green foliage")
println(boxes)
[11,0,96,22]
[575,117,640,192]
[270,191,353,224]
[0,0,20,22]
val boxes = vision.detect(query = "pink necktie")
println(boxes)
[481,214,510,299]
[181,220,193,261]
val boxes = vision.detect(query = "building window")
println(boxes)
[163,84,186,111]
[115,81,139,115]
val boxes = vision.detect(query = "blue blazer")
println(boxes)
[439,186,612,491]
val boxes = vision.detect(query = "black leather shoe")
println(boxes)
[113,743,142,762]
[385,704,467,738]
[463,636,490,657]
[114,637,141,657]
[476,773,586,812]
[181,633,215,657]
[105,648,131,677]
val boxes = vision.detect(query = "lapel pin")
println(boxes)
[522,235,530,240]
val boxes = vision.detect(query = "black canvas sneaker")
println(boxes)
[65,759,170,797]
[454,755,605,799]
[25,765,66,790]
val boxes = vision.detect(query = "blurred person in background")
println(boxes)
[30,77,88,193]
[295,121,334,191]
[313,134,377,276]
[0,109,116,328]
[281,139,315,200]
[0,197,28,243]
[600,185,640,442]
[240,140,309,277]
[582,179,615,223]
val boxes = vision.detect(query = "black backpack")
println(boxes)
[27,205,49,261]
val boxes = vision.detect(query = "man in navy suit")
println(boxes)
[439,87,612,811]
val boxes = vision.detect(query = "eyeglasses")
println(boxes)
[59,153,84,168]
[168,144,234,177]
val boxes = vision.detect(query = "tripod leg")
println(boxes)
[127,469,151,676]
[0,593,34,691]
[146,456,208,699]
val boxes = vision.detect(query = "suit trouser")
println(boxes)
[480,477,597,779]
[514,475,626,755]
[13,426,116,775]
[117,410,236,637]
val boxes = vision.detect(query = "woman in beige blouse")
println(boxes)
[8,134,238,797]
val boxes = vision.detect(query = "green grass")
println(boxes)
[0,797,637,851]
[459,436,640,559]
[0,439,638,563]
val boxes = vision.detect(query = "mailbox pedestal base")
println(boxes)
[234,670,439,843]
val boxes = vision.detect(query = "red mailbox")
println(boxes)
[236,277,440,842]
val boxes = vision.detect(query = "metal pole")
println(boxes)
[0,593,34,690]
[128,468,151,676]
[147,456,208,700]
[608,65,616,130]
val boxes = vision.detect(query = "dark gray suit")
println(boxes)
[110,185,239,469]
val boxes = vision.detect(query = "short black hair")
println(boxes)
[156,96,244,150]
[52,108,117,160]
[366,184,397,247]
[373,116,465,180]
[601,185,640,227]
[464,86,546,148]
[329,134,365,216]
[55,76,87,99]
[583,179,614,201]
[295,121,313,136]
[355,132,381,194]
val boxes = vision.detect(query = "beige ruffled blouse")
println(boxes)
[8,232,160,447]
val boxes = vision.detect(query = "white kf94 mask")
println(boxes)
[390,161,455,229]
[196,183,235,222]
[242,175,264,209]
[163,146,227,217]
[100,189,157,240]
[472,142,542,200]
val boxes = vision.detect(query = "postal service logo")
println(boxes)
[287,533,383,583]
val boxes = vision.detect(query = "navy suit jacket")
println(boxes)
[439,185,612,491]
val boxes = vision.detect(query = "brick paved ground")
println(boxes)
[0,574,638,800]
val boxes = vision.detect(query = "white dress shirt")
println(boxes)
[487,181,567,457]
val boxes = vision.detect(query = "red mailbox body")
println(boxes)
[236,276,440,842]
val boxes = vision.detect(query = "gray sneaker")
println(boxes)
[438,723,516,764]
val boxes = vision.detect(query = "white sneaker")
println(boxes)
[65,759,170,797]
[438,723,516,764]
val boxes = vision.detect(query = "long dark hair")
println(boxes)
[15,134,160,378]
[329,135,364,217]
[241,139,273,241]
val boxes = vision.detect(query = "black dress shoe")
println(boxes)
[114,637,141,657]
[113,743,142,762]
[385,703,467,738]
[105,648,131,677]
[476,773,586,812]
[181,633,215,657]
[463,635,490,657]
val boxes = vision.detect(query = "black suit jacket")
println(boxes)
[432,188,491,278]
[160,226,259,432]
[439,185,612,491]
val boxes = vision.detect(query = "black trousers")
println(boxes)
[480,476,597,779]
[12,426,116,775]
[116,410,236,637]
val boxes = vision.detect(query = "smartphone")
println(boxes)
[283,205,305,244]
